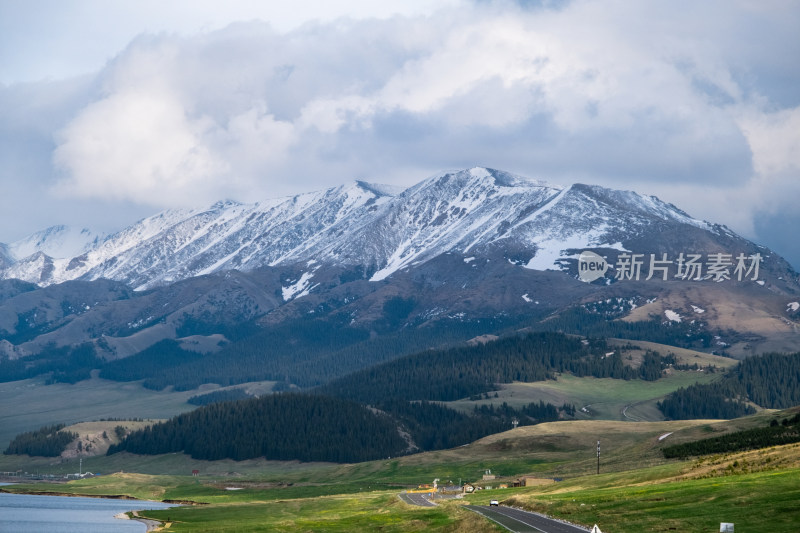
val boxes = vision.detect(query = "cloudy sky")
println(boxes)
[1,0,799,268]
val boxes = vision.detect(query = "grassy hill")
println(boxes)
[0,340,738,452]
[3,409,799,532]
[447,371,724,421]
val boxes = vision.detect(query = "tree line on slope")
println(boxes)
[662,411,800,458]
[0,343,101,384]
[658,352,800,419]
[474,400,576,422]
[731,352,800,408]
[535,307,714,349]
[104,393,574,463]
[103,332,599,461]
[107,393,407,463]
[317,332,671,404]
[12,330,681,462]
[657,381,756,419]
[187,387,252,406]
[378,399,509,452]
[3,424,78,457]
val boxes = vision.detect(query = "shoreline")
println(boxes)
[116,510,167,532]
[1,488,180,532]
[1,487,138,499]
[0,486,199,505]
[2,485,190,531]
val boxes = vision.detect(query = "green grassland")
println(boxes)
[1,417,717,485]
[3,343,794,532]
[0,336,735,451]
[0,375,277,450]
[5,411,799,532]
[1,366,775,484]
[143,491,498,533]
[606,338,739,369]
[0,375,194,450]
[499,460,800,533]
[445,339,738,422]
[121,464,800,533]
[0,368,717,459]
[449,370,723,421]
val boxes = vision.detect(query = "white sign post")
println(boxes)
[720,523,734,532]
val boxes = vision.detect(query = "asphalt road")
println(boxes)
[465,505,591,533]
[399,492,437,507]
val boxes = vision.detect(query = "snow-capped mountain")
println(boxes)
[0,243,12,270]
[0,167,794,292]
[1,167,799,362]
[1,226,104,285]
[8,225,101,260]
[335,169,710,281]
[2,182,397,290]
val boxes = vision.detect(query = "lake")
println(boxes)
[0,486,176,532]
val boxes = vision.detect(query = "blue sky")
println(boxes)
[1,0,799,268]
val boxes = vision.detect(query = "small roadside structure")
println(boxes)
[516,476,556,487]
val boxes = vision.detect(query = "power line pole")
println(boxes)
[596,440,600,475]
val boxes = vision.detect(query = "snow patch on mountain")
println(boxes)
[282,271,318,301]
[524,227,622,272]
[511,186,570,230]
[371,239,414,281]
[355,181,405,197]
[605,242,630,252]
[526,234,591,271]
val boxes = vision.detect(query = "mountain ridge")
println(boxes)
[1,167,798,363]
[2,167,782,293]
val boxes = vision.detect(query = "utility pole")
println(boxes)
[596,440,600,475]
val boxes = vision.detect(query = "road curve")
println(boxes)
[399,491,437,507]
[465,504,590,533]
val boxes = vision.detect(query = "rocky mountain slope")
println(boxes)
[1,168,798,361]
[3,168,796,290]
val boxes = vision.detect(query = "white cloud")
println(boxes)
[54,88,227,206]
[0,0,457,83]
[2,0,799,265]
[738,106,800,178]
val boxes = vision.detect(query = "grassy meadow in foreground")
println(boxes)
[4,414,800,532]
[503,464,800,533]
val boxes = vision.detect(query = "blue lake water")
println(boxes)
[0,486,176,533]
